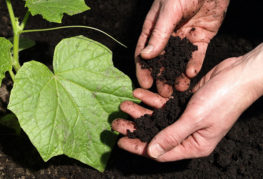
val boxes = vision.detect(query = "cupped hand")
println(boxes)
[136,0,230,96]
[114,44,263,161]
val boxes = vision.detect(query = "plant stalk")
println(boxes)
[6,0,21,72]
[12,33,20,72]
[22,25,127,48]
[5,0,16,30]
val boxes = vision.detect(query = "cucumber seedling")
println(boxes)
[0,0,137,172]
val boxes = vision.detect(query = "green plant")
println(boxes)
[0,0,138,172]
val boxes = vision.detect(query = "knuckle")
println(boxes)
[142,19,153,37]
[152,28,169,40]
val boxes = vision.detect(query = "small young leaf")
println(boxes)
[8,37,36,52]
[8,36,138,172]
[25,0,90,23]
[0,37,13,85]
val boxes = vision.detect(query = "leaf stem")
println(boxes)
[20,11,31,30]
[8,70,15,81]
[22,25,127,48]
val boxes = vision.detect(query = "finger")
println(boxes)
[156,139,195,162]
[135,0,161,57]
[133,88,168,109]
[156,134,212,162]
[147,115,197,159]
[174,73,191,92]
[156,80,173,97]
[112,118,136,135]
[118,137,148,156]
[135,1,161,89]
[136,57,154,89]
[120,101,153,119]
[154,66,173,98]
[192,69,213,92]
[141,1,183,59]
[186,42,208,78]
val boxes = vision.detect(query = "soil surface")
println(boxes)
[0,0,263,178]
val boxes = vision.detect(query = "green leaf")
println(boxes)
[18,37,35,52]
[25,0,90,23]
[0,113,21,135]
[0,37,13,85]
[8,37,36,52]
[8,36,138,172]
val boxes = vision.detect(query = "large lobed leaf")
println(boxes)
[25,0,90,23]
[8,36,138,172]
[0,37,13,85]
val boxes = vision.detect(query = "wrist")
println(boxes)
[243,43,263,98]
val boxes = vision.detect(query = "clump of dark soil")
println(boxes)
[128,90,192,142]
[139,36,197,86]
[129,37,196,142]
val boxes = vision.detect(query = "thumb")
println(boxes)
[147,116,196,159]
[141,1,183,59]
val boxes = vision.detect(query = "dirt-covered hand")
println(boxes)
[136,0,229,96]
[114,43,263,161]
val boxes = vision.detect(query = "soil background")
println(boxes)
[0,0,263,178]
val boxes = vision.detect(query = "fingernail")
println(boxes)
[141,45,154,54]
[149,143,165,158]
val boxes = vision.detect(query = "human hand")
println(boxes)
[136,0,230,96]
[114,44,263,161]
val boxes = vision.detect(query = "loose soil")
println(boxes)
[129,37,196,142]
[139,37,197,86]
[128,90,192,143]
[0,0,262,178]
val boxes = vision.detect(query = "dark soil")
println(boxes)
[0,0,262,178]
[139,37,197,86]
[128,90,192,142]
[129,36,196,142]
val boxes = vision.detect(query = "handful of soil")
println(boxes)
[128,37,197,142]
[139,36,197,86]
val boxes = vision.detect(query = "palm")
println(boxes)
[136,0,230,96]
